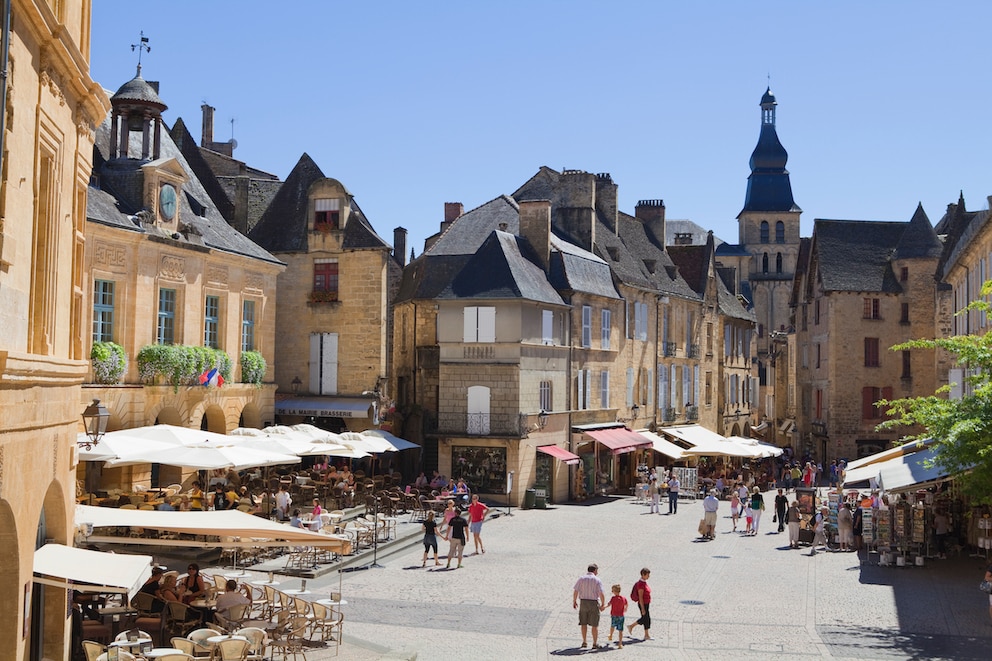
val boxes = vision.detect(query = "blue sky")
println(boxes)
[91,2,992,256]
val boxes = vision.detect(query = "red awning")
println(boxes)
[537,445,581,465]
[583,428,653,455]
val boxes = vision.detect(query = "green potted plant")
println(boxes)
[240,350,266,386]
[90,341,127,384]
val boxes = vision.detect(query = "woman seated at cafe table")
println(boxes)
[178,563,207,605]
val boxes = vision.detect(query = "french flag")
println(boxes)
[198,368,224,388]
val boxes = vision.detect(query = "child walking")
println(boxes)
[607,584,628,648]
[744,502,754,535]
[421,511,441,567]
[730,492,740,532]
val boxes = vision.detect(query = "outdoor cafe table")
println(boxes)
[142,648,184,659]
[282,588,312,597]
[206,634,248,647]
[315,597,348,612]
[108,637,152,651]
[249,579,280,587]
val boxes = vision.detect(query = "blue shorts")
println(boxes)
[611,615,625,630]
[469,521,483,534]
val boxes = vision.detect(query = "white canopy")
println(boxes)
[105,441,300,470]
[726,436,785,458]
[76,432,175,463]
[636,430,686,460]
[76,505,351,552]
[104,424,233,446]
[33,543,153,599]
[231,427,351,458]
[338,431,395,453]
[360,429,420,451]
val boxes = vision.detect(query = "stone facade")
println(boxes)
[0,1,109,658]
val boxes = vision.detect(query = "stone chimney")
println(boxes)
[518,200,551,273]
[595,173,618,234]
[557,170,596,251]
[438,202,464,235]
[201,103,214,148]
[635,199,666,249]
[393,227,408,267]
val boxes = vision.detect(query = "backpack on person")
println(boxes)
[630,582,640,602]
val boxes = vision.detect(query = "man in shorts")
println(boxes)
[702,489,720,539]
[572,563,606,649]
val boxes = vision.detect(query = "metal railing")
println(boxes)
[429,412,523,436]
[662,342,677,357]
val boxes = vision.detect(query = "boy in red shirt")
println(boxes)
[607,584,628,648]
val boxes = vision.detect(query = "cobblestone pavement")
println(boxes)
[209,492,991,660]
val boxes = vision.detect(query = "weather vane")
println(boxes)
[131,31,150,76]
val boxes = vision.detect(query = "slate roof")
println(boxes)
[935,193,981,280]
[892,204,942,260]
[812,219,908,294]
[666,219,726,247]
[615,213,700,300]
[110,73,166,110]
[668,237,753,322]
[439,231,565,305]
[88,117,282,265]
[548,235,620,300]
[170,117,236,221]
[248,154,389,254]
[398,193,619,304]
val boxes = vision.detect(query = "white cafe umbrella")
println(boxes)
[105,441,300,471]
[76,432,176,463]
[102,423,233,447]
[338,431,395,454]
[361,429,419,451]
[290,423,344,444]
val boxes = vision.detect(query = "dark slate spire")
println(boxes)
[893,203,943,260]
[741,87,800,213]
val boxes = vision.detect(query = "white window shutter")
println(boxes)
[478,307,496,343]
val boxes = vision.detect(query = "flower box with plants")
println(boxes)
[137,344,232,392]
[240,350,267,386]
[90,341,128,385]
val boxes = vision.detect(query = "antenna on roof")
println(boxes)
[131,31,151,76]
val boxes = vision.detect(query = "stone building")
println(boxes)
[791,207,946,460]
[0,1,109,658]
[393,168,754,505]
[934,193,989,398]
[248,154,401,434]
[81,67,285,490]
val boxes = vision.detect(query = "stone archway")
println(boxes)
[154,406,184,426]
[201,404,227,434]
[239,401,262,429]
[0,502,20,655]
[33,480,70,660]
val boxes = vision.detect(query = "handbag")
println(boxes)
[980,580,992,594]
[772,513,777,523]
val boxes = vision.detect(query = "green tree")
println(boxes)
[879,285,992,500]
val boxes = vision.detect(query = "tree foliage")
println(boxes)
[878,285,992,501]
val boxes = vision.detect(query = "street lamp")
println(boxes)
[537,410,549,429]
[291,376,302,395]
[80,399,109,449]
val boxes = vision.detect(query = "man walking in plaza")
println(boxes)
[702,489,720,539]
[572,563,606,649]
[467,493,490,555]
[667,472,680,514]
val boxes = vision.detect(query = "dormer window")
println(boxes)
[314,198,340,231]
[643,259,656,274]
[606,246,619,261]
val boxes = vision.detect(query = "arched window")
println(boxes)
[762,253,769,274]
[759,221,769,244]
[776,252,783,273]
[775,221,785,243]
